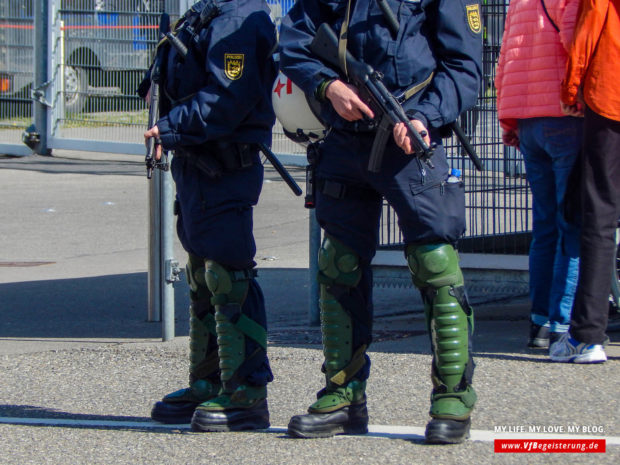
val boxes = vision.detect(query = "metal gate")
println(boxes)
[0,0,34,155]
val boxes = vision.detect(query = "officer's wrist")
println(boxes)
[315,79,335,102]
[406,111,428,130]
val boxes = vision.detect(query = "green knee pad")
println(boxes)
[406,243,476,419]
[406,243,464,289]
[204,260,266,392]
[318,234,362,288]
[204,260,252,307]
[314,235,367,410]
[186,253,211,302]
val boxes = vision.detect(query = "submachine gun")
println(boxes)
[145,12,171,179]
[310,23,435,172]
[310,21,484,173]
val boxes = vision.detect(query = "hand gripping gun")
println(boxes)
[145,12,171,179]
[310,23,436,172]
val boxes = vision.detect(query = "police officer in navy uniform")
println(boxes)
[142,0,277,432]
[279,0,482,443]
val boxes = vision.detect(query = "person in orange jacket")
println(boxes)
[551,0,620,363]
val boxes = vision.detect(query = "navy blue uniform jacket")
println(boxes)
[279,0,482,131]
[157,0,277,150]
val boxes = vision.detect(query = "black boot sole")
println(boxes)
[425,417,471,444]
[287,403,369,439]
[287,421,368,438]
[151,401,198,424]
[191,400,270,432]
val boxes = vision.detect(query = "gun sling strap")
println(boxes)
[338,0,432,104]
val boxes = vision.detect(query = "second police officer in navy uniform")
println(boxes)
[142,0,277,432]
[279,0,483,443]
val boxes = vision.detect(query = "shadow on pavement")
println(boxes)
[0,268,309,340]
[0,273,184,339]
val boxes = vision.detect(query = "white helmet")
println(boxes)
[272,72,327,145]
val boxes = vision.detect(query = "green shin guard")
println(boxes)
[407,243,476,444]
[288,235,369,438]
[151,256,220,424]
[191,260,269,432]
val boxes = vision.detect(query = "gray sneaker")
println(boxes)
[549,333,607,363]
[528,323,550,348]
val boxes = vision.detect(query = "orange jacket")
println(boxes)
[561,0,620,121]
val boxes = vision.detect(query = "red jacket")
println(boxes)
[561,0,620,121]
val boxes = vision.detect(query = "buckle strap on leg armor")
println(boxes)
[329,344,367,386]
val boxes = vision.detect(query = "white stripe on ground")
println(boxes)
[0,417,618,445]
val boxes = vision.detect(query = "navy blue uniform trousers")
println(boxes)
[171,152,273,386]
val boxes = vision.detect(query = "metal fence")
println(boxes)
[379,0,531,255]
[0,0,529,255]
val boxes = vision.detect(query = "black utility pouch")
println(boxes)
[410,179,466,243]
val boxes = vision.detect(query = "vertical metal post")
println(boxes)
[308,209,321,325]
[148,164,178,341]
[148,170,162,323]
[33,0,51,155]
[160,161,177,341]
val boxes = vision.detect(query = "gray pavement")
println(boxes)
[0,151,619,464]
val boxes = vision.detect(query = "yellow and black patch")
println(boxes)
[466,4,482,34]
[224,53,244,80]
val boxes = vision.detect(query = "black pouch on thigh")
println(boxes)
[409,179,466,244]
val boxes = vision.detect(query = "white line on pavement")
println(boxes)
[0,417,618,446]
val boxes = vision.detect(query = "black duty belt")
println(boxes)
[175,141,257,178]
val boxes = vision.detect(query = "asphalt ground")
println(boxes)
[0,151,619,464]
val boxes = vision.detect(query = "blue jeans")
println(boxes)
[518,117,582,333]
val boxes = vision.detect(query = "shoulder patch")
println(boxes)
[466,4,482,34]
[224,53,244,80]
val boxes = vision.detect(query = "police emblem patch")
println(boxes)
[224,54,244,80]
[466,4,482,34]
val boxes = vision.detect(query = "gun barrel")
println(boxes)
[166,32,189,58]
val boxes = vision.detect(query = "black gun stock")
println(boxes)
[310,23,435,172]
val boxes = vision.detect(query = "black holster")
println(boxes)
[176,141,256,179]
